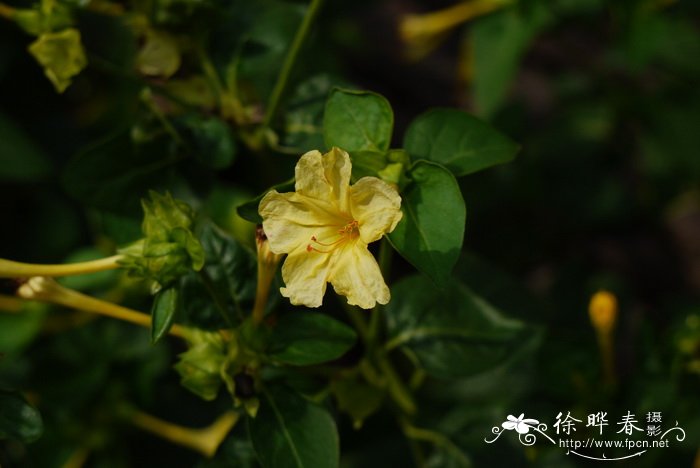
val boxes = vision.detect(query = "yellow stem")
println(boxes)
[129,410,240,458]
[16,277,185,339]
[400,419,470,467]
[42,311,96,334]
[251,266,274,325]
[596,331,616,386]
[85,0,124,16]
[0,294,23,312]
[0,255,124,278]
[0,3,15,20]
[400,0,511,42]
[62,446,90,468]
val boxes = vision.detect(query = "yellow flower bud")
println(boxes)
[589,290,617,335]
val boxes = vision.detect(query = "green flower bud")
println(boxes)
[118,191,205,288]
[174,329,228,401]
[174,328,260,414]
[28,28,87,93]
[12,4,73,36]
[136,29,181,79]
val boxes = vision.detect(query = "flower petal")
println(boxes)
[349,177,403,244]
[295,148,352,211]
[280,248,335,308]
[328,244,390,309]
[259,190,342,254]
[502,422,517,430]
[515,423,530,434]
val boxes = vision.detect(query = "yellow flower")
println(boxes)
[259,148,403,309]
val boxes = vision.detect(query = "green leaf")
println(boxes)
[0,390,43,443]
[385,275,530,379]
[388,161,466,285]
[349,150,388,181]
[237,179,295,224]
[404,109,519,176]
[248,386,339,468]
[323,89,394,153]
[267,312,357,366]
[0,112,50,182]
[151,286,179,344]
[471,5,550,118]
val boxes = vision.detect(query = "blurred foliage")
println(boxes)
[0,0,698,466]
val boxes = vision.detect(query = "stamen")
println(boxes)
[307,220,360,254]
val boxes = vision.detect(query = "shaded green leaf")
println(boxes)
[388,161,466,285]
[384,275,530,379]
[283,74,348,152]
[238,1,306,101]
[267,312,357,366]
[330,378,384,429]
[180,222,258,328]
[0,390,43,443]
[404,109,519,176]
[248,386,339,468]
[177,114,237,170]
[0,303,47,355]
[151,286,179,343]
[0,112,50,182]
[324,89,393,153]
[62,130,182,215]
[472,5,550,118]
[204,185,256,248]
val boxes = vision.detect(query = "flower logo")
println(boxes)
[501,414,540,434]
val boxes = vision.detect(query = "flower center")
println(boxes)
[307,220,359,253]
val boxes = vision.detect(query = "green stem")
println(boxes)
[376,351,416,415]
[342,302,369,341]
[197,42,226,109]
[261,0,324,129]
[141,88,185,146]
[197,45,244,124]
